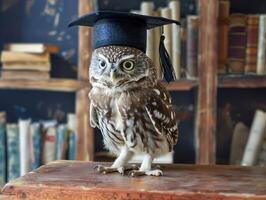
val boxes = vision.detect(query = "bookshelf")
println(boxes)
[219,75,266,88]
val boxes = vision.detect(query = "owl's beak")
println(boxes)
[110,69,117,82]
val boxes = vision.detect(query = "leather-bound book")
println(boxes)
[245,15,259,74]
[227,14,247,74]
[186,15,198,79]
[257,15,266,75]
[218,0,230,74]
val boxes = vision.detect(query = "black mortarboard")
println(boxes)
[69,11,180,82]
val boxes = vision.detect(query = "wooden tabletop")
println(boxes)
[1,161,266,200]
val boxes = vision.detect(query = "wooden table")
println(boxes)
[1,161,266,200]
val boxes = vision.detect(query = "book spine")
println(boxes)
[186,15,199,78]
[7,124,20,181]
[19,119,32,176]
[55,125,67,160]
[229,122,249,165]
[31,123,41,169]
[42,127,56,164]
[0,112,6,186]
[257,15,266,75]
[68,131,76,160]
[218,0,230,74]
[241,110,266,166]
[169,0,181,79]
[180,19,187,77]
[227,14,247,73]
[160,8,173,61]
[257,139,266,166]
[153,10,162,79]
[141,2,155,62]
[245,15,259,74]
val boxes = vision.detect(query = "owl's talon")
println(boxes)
[128,169,163,177]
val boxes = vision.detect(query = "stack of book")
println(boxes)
[0,112,76,186]
[230,109,266,166]
[218,1,266,75]
[0,43,59,80]
[134,0,199,81]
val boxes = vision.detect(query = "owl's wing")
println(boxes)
[90,103,99,128]
[145,82,178,145]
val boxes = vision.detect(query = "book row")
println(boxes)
[218,1,266,75]
[0,112,76,186]
[230,109,266,166]
[135,1,198,80]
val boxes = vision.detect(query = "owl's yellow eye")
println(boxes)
[121,60,135,71]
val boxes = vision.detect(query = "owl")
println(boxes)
[89,45,178,177]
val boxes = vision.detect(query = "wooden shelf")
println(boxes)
[162,79,198,91]
[219,75,266,89]
[0,78,89,92]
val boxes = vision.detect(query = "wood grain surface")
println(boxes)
[2,161,266,200]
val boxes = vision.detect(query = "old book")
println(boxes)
[31,123,41,170]
[160,8,173,60]
[42,126,56,164]
[1,70,50,80]
[55,125,68,160]
[153,10,162,79]
[0,112,6,186]
[245,15,259,74]
[1,51,50,63]
[2,61,51,71]
[230,122,249,165]
[141,2,155,62]
[6,124,20,181]
[257,15,266,75]
[218,1,230,74]
[180,19,187,77]
[169,0,181,79]
[241,110,266,166]
[19,119,32,176]
[186,15,198,78]
[4,43,59,54]
[68,132,76,160]
[258,138,266,166]
[227,14,247,74]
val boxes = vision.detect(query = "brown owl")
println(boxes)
[89,45,178,176]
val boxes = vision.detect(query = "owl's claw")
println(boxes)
[128,169,163,177]
[95,164,139,175]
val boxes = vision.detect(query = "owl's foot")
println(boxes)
[128,169,163,177]
[95,164,138,175]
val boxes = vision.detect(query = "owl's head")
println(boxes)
[89,46,156,90]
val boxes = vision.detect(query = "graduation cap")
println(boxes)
[69,11,180,82]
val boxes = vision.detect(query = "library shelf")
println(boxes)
[218,75,266,89]
[162,79,198,91]
[0,78,89,92]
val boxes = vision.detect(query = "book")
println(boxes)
[55,125,68,160]
[141,2,155,62]
[68,132,76,160]
[6,124,20,181]
[153,10,162,79]
[4,43,59,54]
[257,15,266,75]
[218,0,230,74]
[229,122,249,165]
[169,0,181,79]
[186,15,199,78]
[245,15,259,74]
[0,112,6,186]
[1,70,50,80]
[31,123,41,169]
[19,119,32,176]
[42,126,56,164]
[180,19,187,77]
[160,8,173,61]
[227,14,247,74]
[1,51,50,63]
[2,61,51,71]
[258,138,266,166]
[241,110,266,166]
